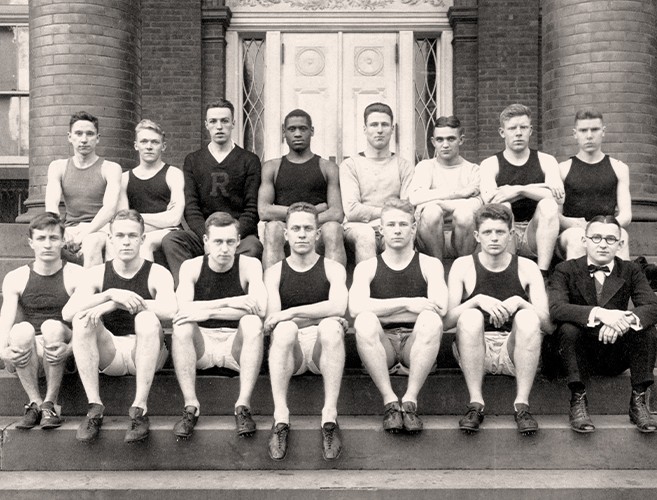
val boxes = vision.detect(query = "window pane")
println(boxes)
[0,26,27,91]
[414,37,439,163]
[0,96,29,156]
[242,38,265,159]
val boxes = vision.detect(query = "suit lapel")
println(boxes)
[574,257,598,306]
[598,259,624,307]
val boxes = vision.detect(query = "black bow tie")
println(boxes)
[588,264,610,275]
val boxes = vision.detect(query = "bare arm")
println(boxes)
[612,159,632,228]
[84,161,123,234]
[62,266,114,321]
[511,259,553,333]
[422,254,448,316]
[317,160,344,224]
[145,264,178,321]
[117,171,130,212]
[0,269,25,351]
[479,156,500,203]
[44,161,65,213]
[257,159,288,222]
[443,257,475,330]
[141,166,185,229]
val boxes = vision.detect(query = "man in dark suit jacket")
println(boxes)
[549,215,657,434]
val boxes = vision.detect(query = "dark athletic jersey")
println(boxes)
[101,260,153,336]
[194,255,246,329]
[18,263,70,334]
[279,256,330,311]
[274,154,327,207]
[127,164,171,214]
[496,149,544,223]
[466,253,529,332]
[370,252,427,299]
[562,155,617,220]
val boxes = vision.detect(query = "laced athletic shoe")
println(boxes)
[125,406,150,443]
[173,406,199,439]
[268,422,290,461]
[514,403,539,435]
[401,401,423,434]
[321,422,343,461]
[382,401,404,433]
[629,390,657,433]
[76,403,104,443]
[15,402,41,429]
[235,405,256,437]
[40,401,63,429]
[459,402,484,434]
[569,392,595,433]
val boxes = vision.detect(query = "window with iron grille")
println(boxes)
[413,36,439,163]
[242,37,265,159]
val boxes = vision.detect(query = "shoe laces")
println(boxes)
[464,406,482,420]
[41,407,57,420]
[323,424,336,447]
[633,392,652,419]
[181,409,196,423]
[275,424,289,446]
[86,416,101,429]
[384,403,400,418]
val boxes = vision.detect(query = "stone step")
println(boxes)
[0,368,649,417]
[1,415,656,471]
[1,470,657,499]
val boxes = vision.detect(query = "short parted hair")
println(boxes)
[205,98,235,118]
[499,103,532,127]
[205,211,240,235]
[586,215,621,233]
[110,209,145,233]
[575,109,604,123]
[69,111,99,132]
[29,212,65,238]
[433,115,464,135]
[286,201,319,225]
[284,109,312,128]
[135,119,166,141]
[364,102,393,125]
[381,198,415,221]
[474,203,513,230]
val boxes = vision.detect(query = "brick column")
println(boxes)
[448,0,478,162]
[202,1,232,115]
[20,0,141,221]
[542,0,657,219]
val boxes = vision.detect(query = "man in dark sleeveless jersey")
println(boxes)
[45,111,123,267]
[549,216,657,433]
[161,99,262,286]
[0,213,83,429]
[171,212,266,440]
[557,109,632,260]
[350,198,446,434]
[259,109,346,269]
[479,104,563,278]
[119,119,184,261]
[264,202,348,460]
[63,209,177,443]
[445,204,552,435]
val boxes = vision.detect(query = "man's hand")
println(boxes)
[44,342,70,366]
[226,296,263,316]
[599,324,622,344]
[107,289,147,314]
[596,308,632,333]
[1,346,32,368]
[475,295,511,329]
[406,297,443,315]
[77,303,111,328]
[490,185,519,203]
[501,296,525,316]
[173,308,211,326]
[264,311,291,335]
[546,181,564,201]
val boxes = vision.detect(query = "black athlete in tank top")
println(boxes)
[496,149,544,223]
[19,263,70,334]
[562,155,617,220]
[465,253,529,332]
[279,256,330,310]
[101,260,153,336]
[194,255,246,329]
[274,155,327,207]
[127,164,171,214]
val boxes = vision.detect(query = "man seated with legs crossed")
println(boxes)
[264,202,348,461]
[444,204,552,435]
[63,209,177,443]
[549,215,657,433]
[171,212,266,439]
[0,213,83,429]
[350,199,446,433]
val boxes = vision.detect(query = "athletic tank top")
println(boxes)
[495,149,544,223]
[194,255,246,329]
[18,263,70,333]
[61,157,106,226]
[101,260,153,336]
[274,154,328,206]
[562,155,617,220]
[466,253,529,331]
[127,164,171,214]
[370,252,427,299]
[279,256,330,310]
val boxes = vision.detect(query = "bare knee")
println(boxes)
[354,312,381,344]
[536,198,559,220]
[419,205,444,229]
[82,232,106,254]
[318,319,345,349]
[321,222,344,247]
[452,208,474,229]
[513,310,542,346]
[134,310,162,338]
[9,322,36,348]
[239,314,264,341]
[457,309,485,342]
[173,322,195,343]
[40,320,68,344]
[271,321,298,349]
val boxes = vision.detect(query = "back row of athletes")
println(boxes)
[1,99,654,460]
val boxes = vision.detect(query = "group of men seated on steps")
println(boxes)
[0,99,654,463]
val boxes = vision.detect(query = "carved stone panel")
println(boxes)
[355,47,384,76]
[296,47,326,76]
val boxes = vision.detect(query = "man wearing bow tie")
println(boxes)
[549,215,657,434]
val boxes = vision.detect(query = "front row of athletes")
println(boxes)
[1,199,656,460]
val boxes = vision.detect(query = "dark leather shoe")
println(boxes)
[514,403,538,436]
[76,403,104,443]
[382,401,403,433]
[235,405,256,437]
[459,402,484,434]
[401,401,423,434]
[268,422,290,461]
[173,406,198,439]
[569,392,595,433]
[125,406,150,443]
[15,402,41,430]
[629,390,657,433]
[321,422,342,461]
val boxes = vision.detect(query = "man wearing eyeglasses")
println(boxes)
[549,215,657,434]
[408,116,482,260]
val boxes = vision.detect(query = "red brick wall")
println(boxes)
[140,0,204,168]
